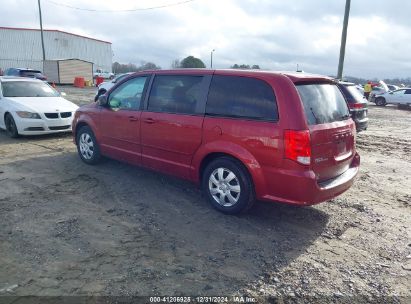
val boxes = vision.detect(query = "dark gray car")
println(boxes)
[337,82,368,132]
[4,68,47,81]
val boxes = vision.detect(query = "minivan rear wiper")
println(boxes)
[310,107,320,124]
[340,114,351,120]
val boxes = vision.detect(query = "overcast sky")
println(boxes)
[2,0,411,78]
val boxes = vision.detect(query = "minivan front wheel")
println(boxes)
[202,157,255,214]
[76,126,101,165]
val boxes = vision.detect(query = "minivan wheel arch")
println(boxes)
[75,122,89,140]
[199,152,232,183]
[198,152,254,183]
[193,144,267,198]
[199,153,255,191]
[201,155,256,214]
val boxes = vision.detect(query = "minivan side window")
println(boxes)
[147,75,206,115]
[108,76,148,110]
[206,75,278,121]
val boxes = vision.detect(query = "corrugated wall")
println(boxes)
[0,28,112,74]
[59,59,93,84]
[43,60,59,83]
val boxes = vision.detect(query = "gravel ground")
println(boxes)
[0,86,410,303]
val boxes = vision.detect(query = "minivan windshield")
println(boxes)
[1,81,60,98]
[297,83,350,125]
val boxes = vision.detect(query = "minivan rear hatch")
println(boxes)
[296,83,355,182]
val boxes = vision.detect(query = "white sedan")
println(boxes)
[0,77,79,137]
[374,88,411,107]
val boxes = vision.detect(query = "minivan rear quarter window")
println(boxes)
[297,83,350,125]
[206,75,278,121]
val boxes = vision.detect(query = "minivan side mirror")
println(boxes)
[98,95,108,106]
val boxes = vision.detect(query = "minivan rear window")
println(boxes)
[297,83,350,125]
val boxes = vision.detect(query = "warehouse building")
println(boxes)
[0,27,112,77]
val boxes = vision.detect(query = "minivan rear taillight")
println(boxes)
[284,130,311,165]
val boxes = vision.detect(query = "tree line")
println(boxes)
[113,58,410,86]
[343,75,411,86]
[112,62,161,74]
[112,56,262,72]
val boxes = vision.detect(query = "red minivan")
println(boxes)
[72,69,360,214]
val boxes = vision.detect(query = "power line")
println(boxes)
[45,0,197,12]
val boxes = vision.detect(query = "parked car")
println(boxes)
[0,77,78,137]
[387,84,399,91]
[369,81,389,102]
[93,68,114,80]
[94,72,134,101]
[73,69,360,214]
[4,68,47,81]
[355,84,364,95]
[373,88,411,107]
[337,81,368,132]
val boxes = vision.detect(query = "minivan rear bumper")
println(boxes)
[259,152,360,206]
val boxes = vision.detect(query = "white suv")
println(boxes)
[374,88,411,107]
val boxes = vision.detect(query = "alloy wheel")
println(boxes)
[79,133,94,160]
[208,167,241,207]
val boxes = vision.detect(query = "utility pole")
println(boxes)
[210,49,215,68]
[337,0,351,79]
[38,0,46,61]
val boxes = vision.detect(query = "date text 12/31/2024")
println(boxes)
[149,296,257,303]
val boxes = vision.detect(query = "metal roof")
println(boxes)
[0,27,111,44]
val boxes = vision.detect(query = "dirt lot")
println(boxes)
[0,86,410,303]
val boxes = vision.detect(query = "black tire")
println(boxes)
[375,97,386,106]
[202,157,255,214]
[76,126,102,165]
[5,114,19,138]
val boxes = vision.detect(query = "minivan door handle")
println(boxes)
[128,116,138,122]
[143,118,156,124]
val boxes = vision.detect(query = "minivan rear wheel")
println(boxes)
[375,97,386,106]
[76,126,101,165]
[202,157,255,214]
